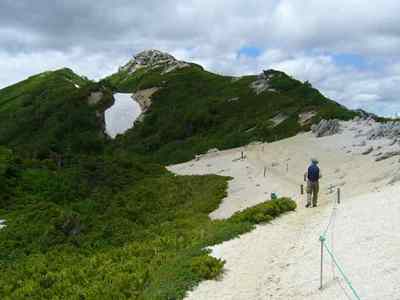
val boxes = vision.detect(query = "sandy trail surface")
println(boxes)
[168,120,400,300]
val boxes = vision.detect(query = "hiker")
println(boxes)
[305,158,321,208]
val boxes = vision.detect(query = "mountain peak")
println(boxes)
[119,49,190,74]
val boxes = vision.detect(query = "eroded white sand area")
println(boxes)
[105,93,142,138]
[168,119,400,299]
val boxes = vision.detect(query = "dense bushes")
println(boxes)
[0,69,113,160]
[0,150,296,299]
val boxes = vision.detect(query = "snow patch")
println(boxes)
[0,220,5,230]
[105,93,142,138]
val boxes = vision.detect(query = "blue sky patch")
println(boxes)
[238,46,262,58]
[332,53,367,69]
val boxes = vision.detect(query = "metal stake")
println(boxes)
[337,188,341,204]
[264,166,267,177]
[319,235,325,290]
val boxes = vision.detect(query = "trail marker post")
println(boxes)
[319,235,325,290]
[264,166,267,177]
[300,184,304,195]
[241,151,244,160]
[337,188,341,204]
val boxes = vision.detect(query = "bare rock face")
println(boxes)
[120,50,190,75]
[366,122,400,140]
[311,119,341,137]
[299,111,317,126]
[250,70,276,95]
[269,113,288,127]
[87,91,103,105]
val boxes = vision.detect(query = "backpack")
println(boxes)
[307,164,320,182]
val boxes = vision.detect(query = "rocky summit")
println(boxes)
[119,49,190,75]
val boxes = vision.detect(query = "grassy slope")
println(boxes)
[0,147,296,299]
[106,67,357,164]
[0,68,113,158]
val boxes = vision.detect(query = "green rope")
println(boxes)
[321,236,362,300]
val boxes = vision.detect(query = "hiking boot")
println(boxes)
[305,203,311,208]
[313,204,317,207]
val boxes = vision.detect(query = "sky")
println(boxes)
[1,0,400,116]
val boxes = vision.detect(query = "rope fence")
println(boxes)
[319,188,362,300]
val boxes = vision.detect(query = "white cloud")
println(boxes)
[1,0,400,116]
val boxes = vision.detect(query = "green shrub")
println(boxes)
[191,255,225,280]
[230,198,296,225]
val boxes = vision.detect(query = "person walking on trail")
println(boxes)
[305,158,321,208]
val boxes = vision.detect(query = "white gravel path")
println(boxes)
[168,119,400,300]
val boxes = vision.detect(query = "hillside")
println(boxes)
[105,50,356,164]
[0,68,113,158]
[0,50,357,164]
[0,50,360,299]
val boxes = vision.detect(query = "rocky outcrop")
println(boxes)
[366,122,400,140]
[299,111,317,126]
[87,91,103,105]
[311,119,341,137]
[250,70,277,95]
[119,50,190,75]
[269,113,288,127]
